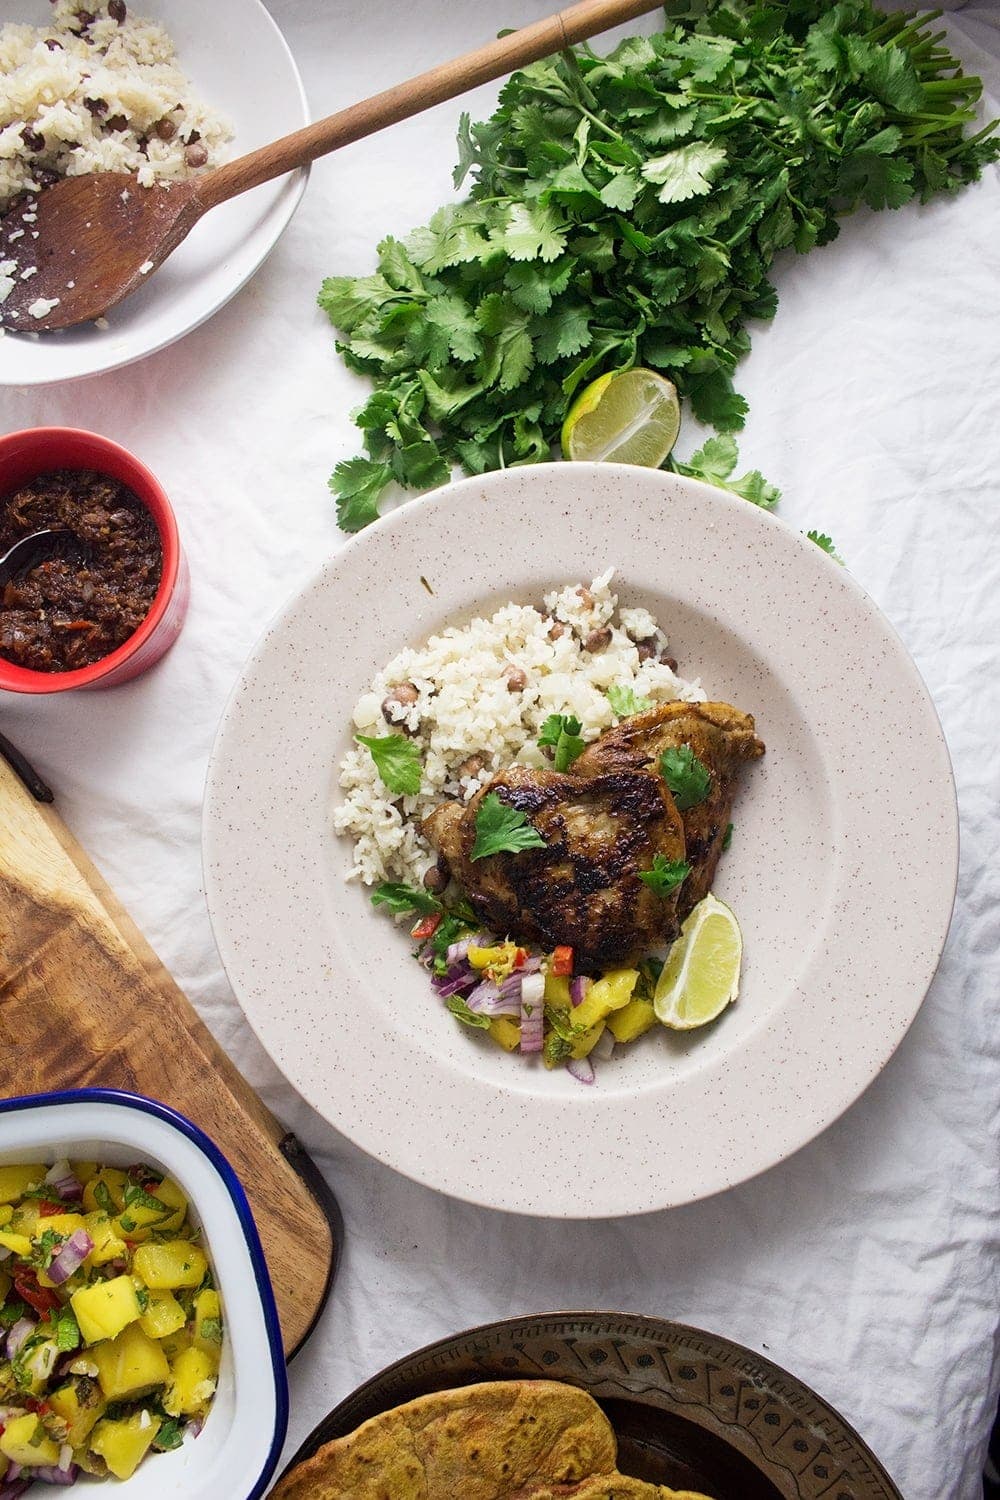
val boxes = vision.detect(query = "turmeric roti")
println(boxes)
[271,1380,713,1500]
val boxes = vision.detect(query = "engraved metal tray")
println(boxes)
[282,1313,902,1499]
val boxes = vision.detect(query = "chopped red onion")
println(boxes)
[570,975,592,1006]
[28,1466,77,1486]
[432,964,476,998]
[0,1477,29,1499]
[188,1415,205,1439]
[44,1160,83,1202]
[519,973,545,1053]
[46,1229,93,1286]
[6,1317,35,1359]
[566,1055,595,1084]
[466,978,519,1017]
[520,954,542,974]
[5,1464,21,1482]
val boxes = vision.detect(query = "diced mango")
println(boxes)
[0,1165,45,1203]
[543,973,571,1007]
[164,1345,217,1417]
[71,1275,142,1345]
[0,1230,32,1256]
[48,1376,107,1447]
[139,1289,186,1341]
[570,1021,606,1059]
[158,1327,192,1361]
[83,1211,127,1266]
[113,1177,188,1242]
[571,968,639,1031]
[0,1413,60,1466]
[8,1201,39,1238]
[488,1016,521,1052]
[0,1206,12,1229]
[35,1212,86,1241]
[193,1289,223,1364]
[91,1323,170,1401]
[607,996,659,1043]
[132,1241,207,1290]
[90,1411,161,1481]
[82,1169,129,1215]
[71,1162,99,1185]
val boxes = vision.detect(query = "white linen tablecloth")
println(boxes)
[2,3,999,1496]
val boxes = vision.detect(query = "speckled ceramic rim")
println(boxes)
[203,464,958,1218]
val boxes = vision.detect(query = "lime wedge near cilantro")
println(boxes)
[653,893,742,1030]
[561,368,681,467]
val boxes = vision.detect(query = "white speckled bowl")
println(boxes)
[203,464,958,1217]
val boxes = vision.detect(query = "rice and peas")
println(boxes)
[0,1,231,310]
[336,572,707,1077]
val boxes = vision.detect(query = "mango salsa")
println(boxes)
[0,1155,223,1488]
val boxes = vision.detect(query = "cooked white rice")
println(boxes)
[336,569,706,888]
[0,1,232,214]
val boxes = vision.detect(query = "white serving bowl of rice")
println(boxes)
[0,0,308,384]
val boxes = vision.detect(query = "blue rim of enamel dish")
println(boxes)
[0,1087,289,1500]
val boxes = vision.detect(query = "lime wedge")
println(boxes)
[653,894,742,1031]
[561,368,681,467]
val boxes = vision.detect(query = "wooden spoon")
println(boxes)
[0,0,664,334]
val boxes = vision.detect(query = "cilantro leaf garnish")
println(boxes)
[806,530,844,564]
[660,745,712,811]
[537,713,586,772]
[93,1181,115,1215]
[673,437,781,510]
[606,685,653,718]
[638,854,691,898]
[471,792,547,861]
[445,995,492,1029]
[54,1308,81,1352]
[371,882,442,918]
[153,1418,185,1453]
[123,1184,170,1215]
[722,821,733,852]
[356,733,423,796]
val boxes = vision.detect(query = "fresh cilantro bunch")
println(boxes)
[321,0,998,531]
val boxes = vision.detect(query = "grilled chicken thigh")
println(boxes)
[423,765,687,969]
[574,701,764,915]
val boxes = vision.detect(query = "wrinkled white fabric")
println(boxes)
[1,3,999,1497]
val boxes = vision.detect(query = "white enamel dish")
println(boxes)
[0,0,308,387]
[0,1090,288,1499]
[203,464,958,1218]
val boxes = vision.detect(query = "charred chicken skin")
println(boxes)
[574,701,764,917]
[423,765,686,970]
[423,701,764,967]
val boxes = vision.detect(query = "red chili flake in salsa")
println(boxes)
[0,468,162,672]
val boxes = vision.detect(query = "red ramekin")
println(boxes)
[0,427,189,693]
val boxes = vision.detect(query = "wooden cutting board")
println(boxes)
[0,748,339,1358]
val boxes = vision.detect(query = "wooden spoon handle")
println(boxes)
[194,0,665,212]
